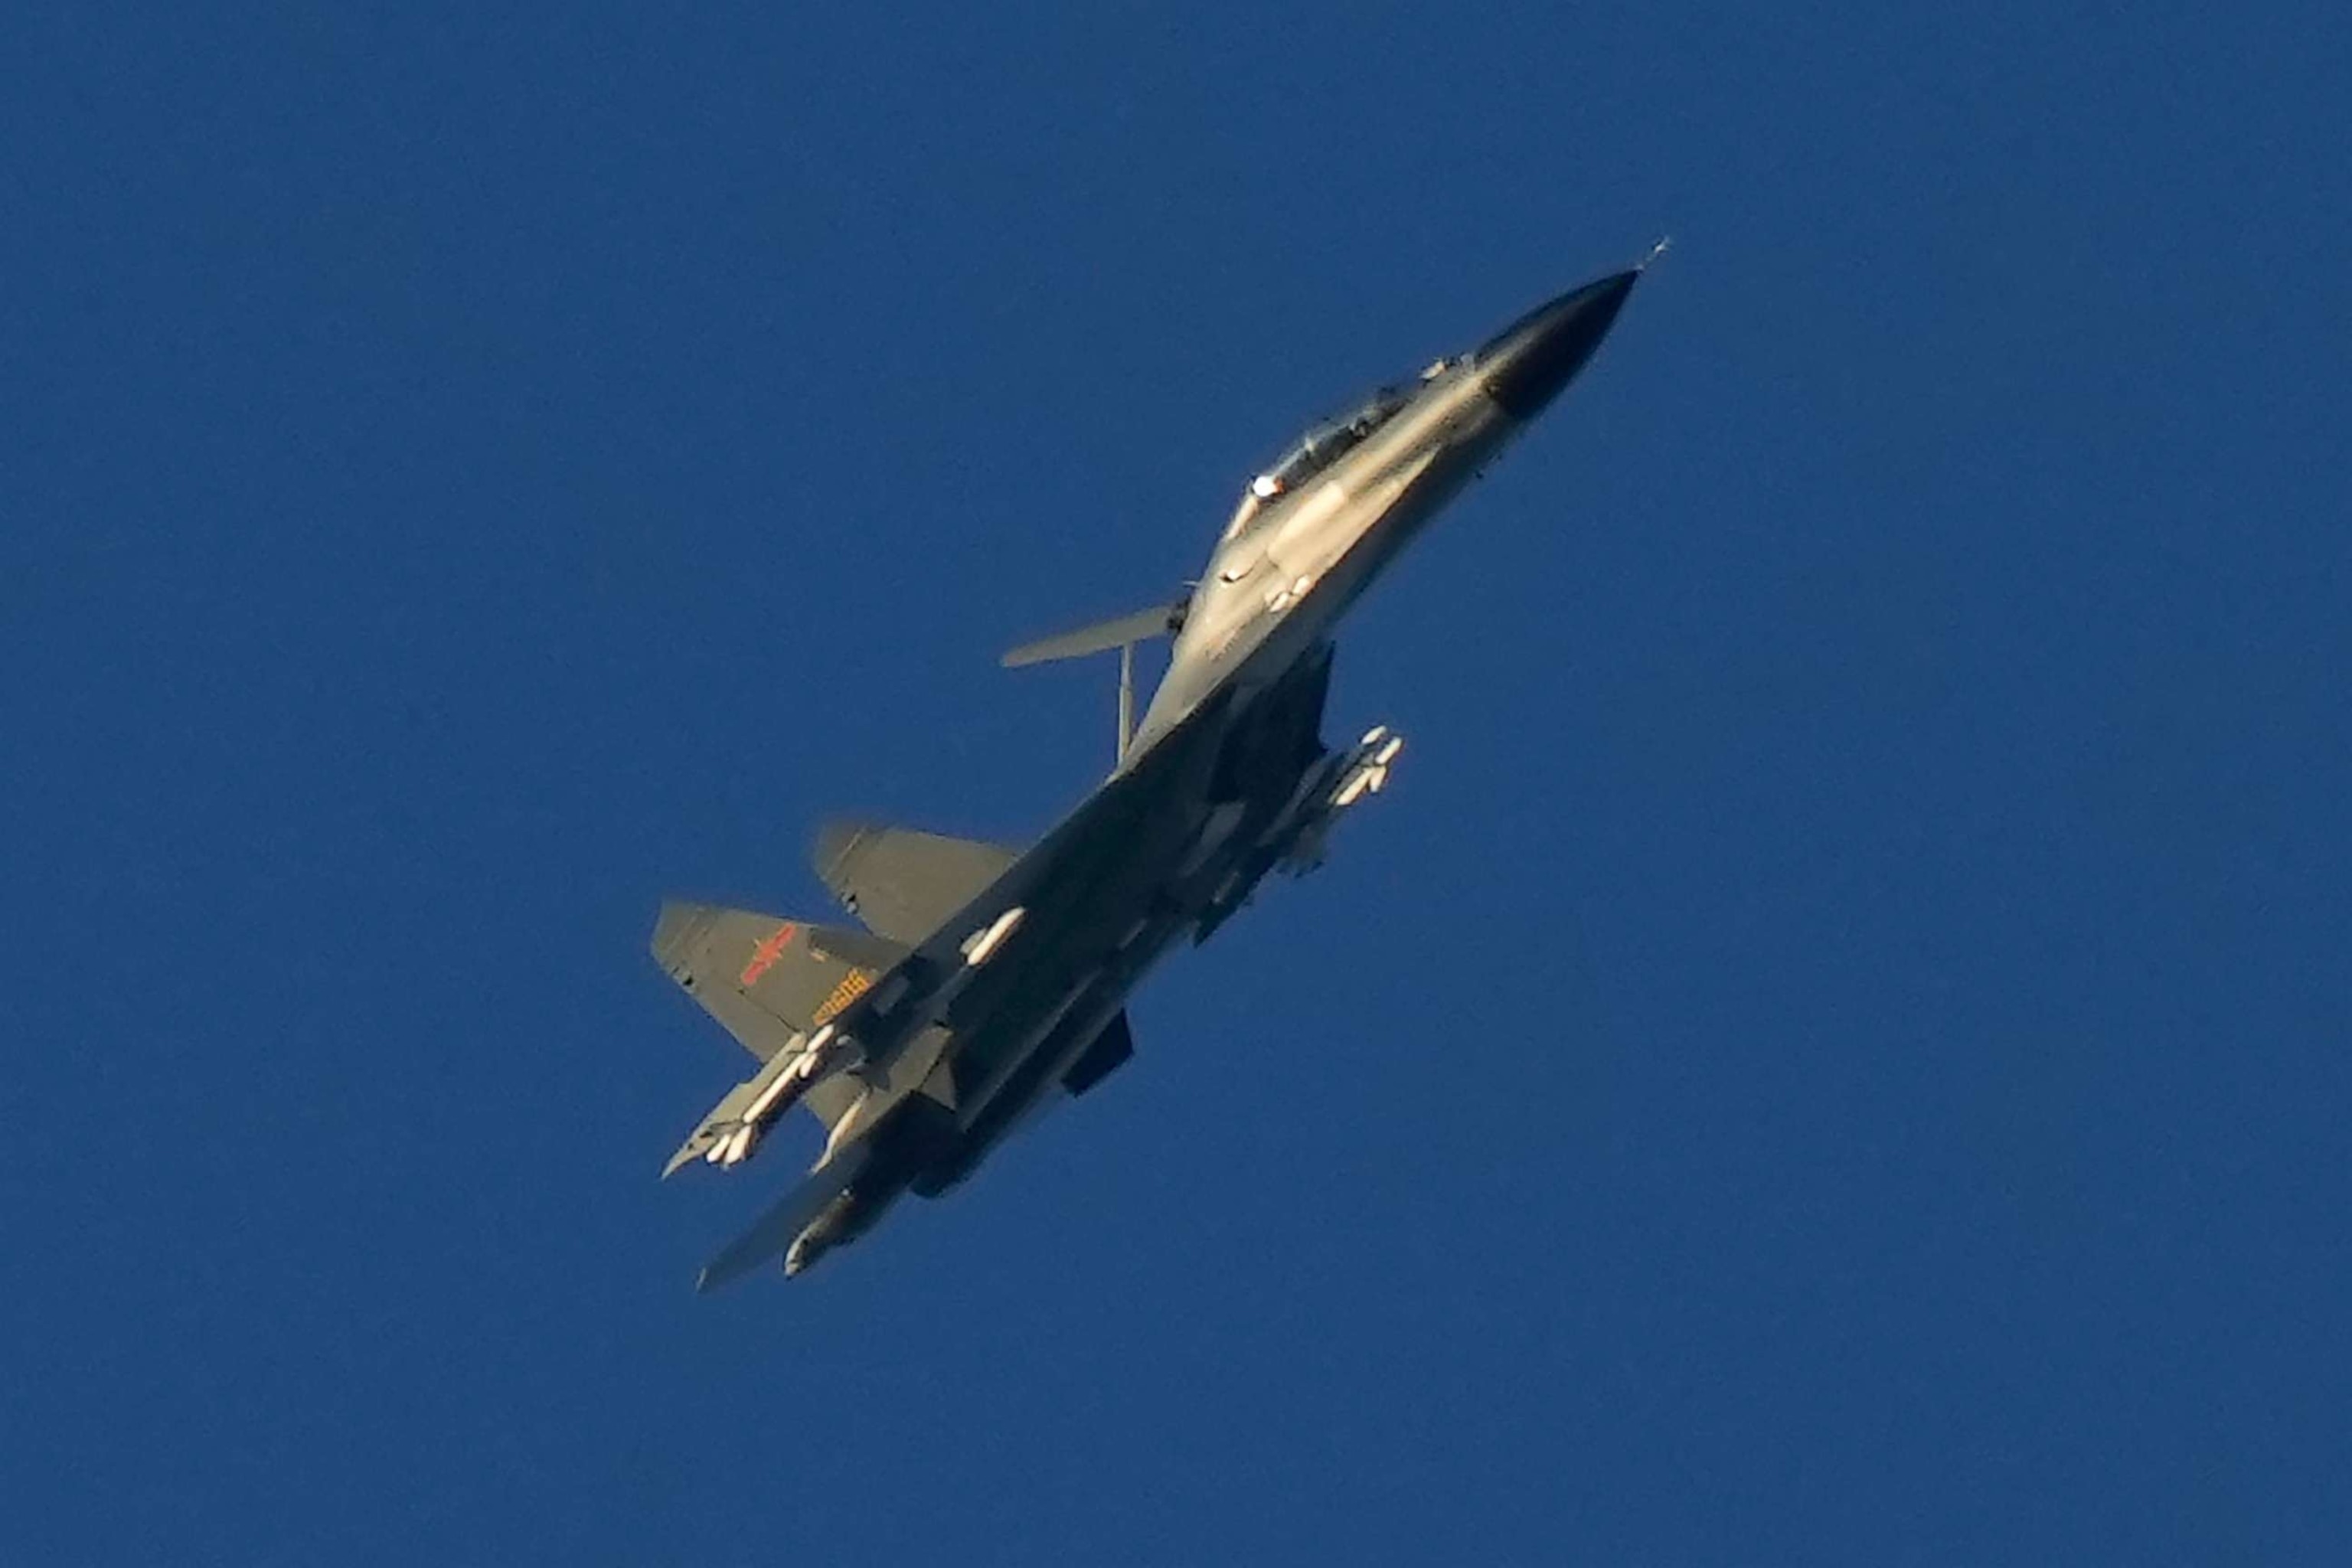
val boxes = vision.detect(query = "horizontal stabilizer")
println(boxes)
[697,1145,873,1293]
[1001,602,1185,668]
[813,822,1020,943]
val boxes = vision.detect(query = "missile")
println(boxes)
[662,1023,873,1178]
[1330,727,1405,806]
[736,1025,863,1133]
[1272,725,1408,877]
[960,906,1027,968]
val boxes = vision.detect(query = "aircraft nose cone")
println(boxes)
[1476,270,1639,420]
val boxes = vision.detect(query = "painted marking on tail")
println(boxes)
[739,922,799,987]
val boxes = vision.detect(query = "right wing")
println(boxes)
[811,822,1021,943]
[695,1142,871,1293]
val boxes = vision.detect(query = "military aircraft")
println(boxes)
[653,250,1656,1289]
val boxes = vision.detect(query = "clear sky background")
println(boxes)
[5,3,2347,1563]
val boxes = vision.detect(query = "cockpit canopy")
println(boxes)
[1258,387,1411,492]
[1222,383,1417,540]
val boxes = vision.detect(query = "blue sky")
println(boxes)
[5,3,2347,1562]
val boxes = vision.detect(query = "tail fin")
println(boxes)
[651,900,903,1070]
[812,822,1019,942]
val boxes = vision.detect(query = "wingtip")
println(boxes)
[810,818,871,880]
[694,1253,750,1294]
[650,899,712,965]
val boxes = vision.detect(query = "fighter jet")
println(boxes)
[653,252,1655,1289]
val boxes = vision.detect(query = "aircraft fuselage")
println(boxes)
[699,264,1647,1284]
